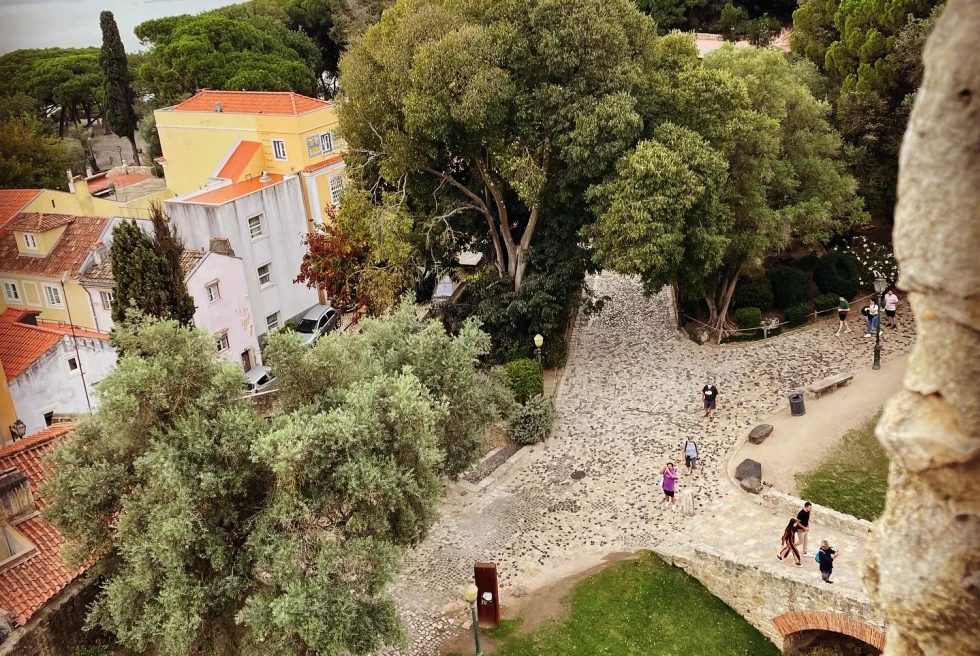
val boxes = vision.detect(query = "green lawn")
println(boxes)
[450,552,779,656]
[796,411,889,521]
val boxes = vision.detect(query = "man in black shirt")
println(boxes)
[817,540,838,583]
[795,502,812,554]
[702,380,719,418]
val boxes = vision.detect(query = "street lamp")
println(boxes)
[872,277,887,370]
[463,583,483,656]
[533,334,544,368]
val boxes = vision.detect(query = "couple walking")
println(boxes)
[659,440,699,511]
[836,289,900,337]
[777,502,839,582]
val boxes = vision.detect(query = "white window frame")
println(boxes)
[206,281,221,304]
[216,331,230,353]
[257,262,274,288]
[247,214,265,240]
[99,290,113,311]
[42,283,64,308]
[23,233,38,250]
[329,175,344,206]
[272,139,287,161]
[320,132,333,154]
[266,312,280,332]
[2,280,20,303]
[64,354,81,377]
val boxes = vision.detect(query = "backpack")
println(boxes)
[814,551,822,564]
[861,306,870,317]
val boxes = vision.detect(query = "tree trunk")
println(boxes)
[127,133,141,166]
[58,106,66,138]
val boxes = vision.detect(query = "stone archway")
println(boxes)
[773,611,885,655]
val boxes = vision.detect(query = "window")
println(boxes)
[248,215,264,239]
[206,282,221,303]
[266,312,280,332]
[257,263,274,287]
[23,233,38,250]
[43,284,63,308]
[329,175,344,205]
[216,332,230,352]
[65,356,80,376]
[99,290,113,310]
[2,281,20,303]
[0,525,36,565]
[272,139,287,161]
[320,132,333,153]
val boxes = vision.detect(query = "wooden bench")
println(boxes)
[807,372,854,398]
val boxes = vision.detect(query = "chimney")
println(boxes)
[215,102,223,113]
[208,238,235,257]
[92,241,108,265]
[0,469,35,523]
[85,165,94,178]
[259,170,271,183]
[68,170,75,193]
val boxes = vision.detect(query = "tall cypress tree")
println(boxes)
[149,204,196,325]
[99,11,140,165]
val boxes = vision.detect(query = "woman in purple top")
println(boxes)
[660,463,678,511]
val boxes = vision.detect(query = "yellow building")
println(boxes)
[0,212,112,330]
[155,90,346,228]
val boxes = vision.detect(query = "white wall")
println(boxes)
[186,252,262,370]
[10,336,117,436]
[166,176,318,340]
[84,285,114,333]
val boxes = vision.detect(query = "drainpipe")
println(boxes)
[60,273,92,413]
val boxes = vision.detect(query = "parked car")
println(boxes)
[244,366,277,394]
[294,304,340,346]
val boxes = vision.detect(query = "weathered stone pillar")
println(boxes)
[862,2,980,655]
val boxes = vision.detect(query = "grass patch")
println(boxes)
[458,552,778,656]
[483,618,524,640]
[796,411,889,521]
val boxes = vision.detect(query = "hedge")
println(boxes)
[766,266,810,309]
[735,307,762,330]
[814,293,839,313]
[814,252,860,300]
[502,359,543,404]
[508,395,556,445]
[785,303,812,327]
[793,252,820,272]
[542,338,569,369]
[733,276,774,311]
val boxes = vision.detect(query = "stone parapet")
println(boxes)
[758,489,873,539]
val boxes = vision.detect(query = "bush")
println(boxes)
[541,337,569,369]
[732,276,774,311]
[814,252,860,299]
[766,266,810,309]
[735,307,762,330]
[814,293,839,313]
[792,252,819,272]
[502,359,543,404]
[785,303,812,327]
[74,649,110,656]
[508,394,556,445]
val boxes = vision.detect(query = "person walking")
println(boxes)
[795,502,812,554]
[864,298,880,337]
[816,540,839,583]
[682,439,699,474]
[660,463,678,511]
[777,518,804,566]
[702,380,719,418]
[884,289,899,329]
[835,297,852,336]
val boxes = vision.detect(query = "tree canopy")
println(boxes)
[0,113,85,191]
[100,11,141,165]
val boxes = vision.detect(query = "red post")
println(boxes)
[474,561,500,627]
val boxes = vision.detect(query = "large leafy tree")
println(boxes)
[99,11,141,165]
[0,113,85,190]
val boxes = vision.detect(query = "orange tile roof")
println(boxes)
[0,190,41,228]
[169,90,331,116]
[86,171,154,194]
[0,423,86,627]
[184,174,285,205]
[5,212,73,233]
[0,309,108,380]
[303,153,344,174]
[0,214,108,279]
[216,141,262,181]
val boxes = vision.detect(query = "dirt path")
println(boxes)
[729,354,907,494]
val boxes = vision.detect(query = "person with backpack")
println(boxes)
[816,540,839,583]
[777,518,804,566]
[864,299,880,337]
[682,439,699,474]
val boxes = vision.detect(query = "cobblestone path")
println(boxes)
[388,274,915,654]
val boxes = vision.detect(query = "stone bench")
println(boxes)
[807,372,854,398]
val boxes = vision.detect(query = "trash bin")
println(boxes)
[789,391,806,416]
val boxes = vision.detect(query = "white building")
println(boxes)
[0,309,116,437]
[165,174,319,342]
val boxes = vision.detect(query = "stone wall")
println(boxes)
[0,576,106,656]
[759,489,873,539]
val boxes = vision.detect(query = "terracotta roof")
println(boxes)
[0,423,86,627]
[5,213,74,233]
[184,174,285,205]
[0,214,108,279]
[0,309,108,380]
[86,171,154,194]
[82,250,205,286]
[216,141,262,181]
[0,190,41,228]
[303,153,344,174]
[169,90,331,116]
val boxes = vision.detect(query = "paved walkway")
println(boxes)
[387,275,915,654]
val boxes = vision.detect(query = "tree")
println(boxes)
[0,113,83,190]
[109,208,195,326]
[99,11,140,165]
[789,0,839,70]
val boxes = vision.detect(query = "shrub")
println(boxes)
[735,307,762,330]
[541,338,569,369]
[508,394,556,445]
[74,649,110,656]
[792,252,820,272]
[814,293,839,313]
[785,303,812,327]
[732,276,774,311]
[814,252,860,299]
[502,359,543,404]
[766,266,810,309]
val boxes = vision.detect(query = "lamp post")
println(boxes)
[872,277,887,370]
[463,583,483,656]
[533,334,544,368]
